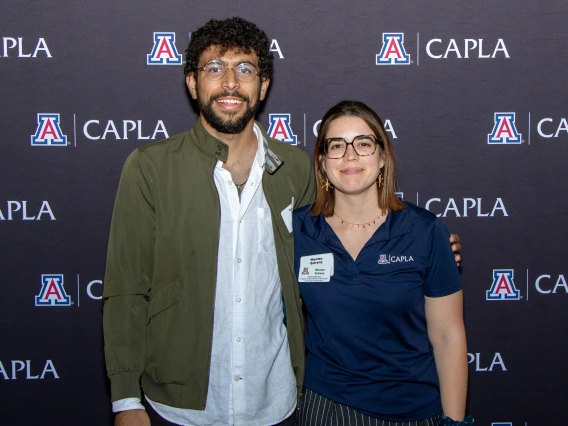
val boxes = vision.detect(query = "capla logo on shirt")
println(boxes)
[147,32,182,65]
[378,254,414,265]
[486,269,521,300]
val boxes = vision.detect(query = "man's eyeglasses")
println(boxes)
[323,135,382,159]
[197,61,259,83]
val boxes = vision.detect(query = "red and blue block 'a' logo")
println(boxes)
[147,32,182,65]
[268,114,298,145]
[486,270,520,300]
[31,113,67,146]
[376,33,411,65]
[488,113,522,144]
[35,274,71,306]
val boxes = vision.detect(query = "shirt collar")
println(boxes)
[193,118,283,173]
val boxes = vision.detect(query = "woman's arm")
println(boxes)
[425,290,468,421]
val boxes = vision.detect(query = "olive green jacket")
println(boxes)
[103,119,315,409]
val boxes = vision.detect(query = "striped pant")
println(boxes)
[298,387,442,426]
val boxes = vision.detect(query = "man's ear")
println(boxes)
[186,74,197,100]
[259,77,270,101]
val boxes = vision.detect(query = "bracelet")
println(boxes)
[439,415,475,426]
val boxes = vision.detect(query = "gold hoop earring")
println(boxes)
[322,176,334,192]
[377,171,384,188]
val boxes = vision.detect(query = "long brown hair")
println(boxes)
[312,100,405,217]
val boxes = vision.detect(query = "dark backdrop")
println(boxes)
[2,1,567,425]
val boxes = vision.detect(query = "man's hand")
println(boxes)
[450,234,461,265]
[114,409,150,426]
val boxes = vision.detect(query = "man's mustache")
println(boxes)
[211,91,250,103]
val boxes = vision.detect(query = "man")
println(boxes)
[104,17,314,426]
[103,17,462,426]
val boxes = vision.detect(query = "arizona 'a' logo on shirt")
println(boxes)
[268,114,298,145]
[35,274,72,306]
[376,33,411,65]
[486,269,520,300]
[301,267,310,275]
[378,254,390,264]
[147,32,182,65]
[488,113,522,144]
[31,114,67,146]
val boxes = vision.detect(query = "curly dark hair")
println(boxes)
[184,17,273,81]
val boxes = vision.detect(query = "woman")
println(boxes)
[294,101,473,425]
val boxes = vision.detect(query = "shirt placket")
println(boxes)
[231,163,261,421]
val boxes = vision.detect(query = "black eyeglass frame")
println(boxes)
[323,135,384,159]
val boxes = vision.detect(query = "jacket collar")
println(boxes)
[191,118,283,174]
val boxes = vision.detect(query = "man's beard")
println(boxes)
[197,87,260,134]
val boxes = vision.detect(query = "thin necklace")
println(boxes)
[334,211,382,228]
[235,178,249,200]
[235,178,248,191]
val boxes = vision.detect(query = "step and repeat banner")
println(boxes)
[1,1,566,425]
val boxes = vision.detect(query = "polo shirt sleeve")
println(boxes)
[423,218,462,297]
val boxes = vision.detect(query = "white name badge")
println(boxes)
[281,197,294,233]
[298,253,334,282]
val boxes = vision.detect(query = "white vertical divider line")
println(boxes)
[416,33,419,66]
[528,112,531,145]
[304,113,307,146]
[73,113,77,147]
[526,269,529,301]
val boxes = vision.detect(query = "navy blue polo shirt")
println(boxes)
[293,202,461,422]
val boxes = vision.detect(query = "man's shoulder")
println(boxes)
[268,137,310,160]
[136,131,192,157]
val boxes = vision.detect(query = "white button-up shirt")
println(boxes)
[114,124,296,425]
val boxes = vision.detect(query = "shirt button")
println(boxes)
[236,337,241,342]
[234,376,242,382]
[237,258,242,264]
[236,298,241,303]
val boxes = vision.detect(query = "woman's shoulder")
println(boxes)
[293,204,313,219]
[397,201,439,229]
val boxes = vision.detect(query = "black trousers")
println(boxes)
[298,387,442,426]
[144,399,298,425]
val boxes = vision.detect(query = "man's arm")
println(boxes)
[294,150,316,209]
[103,150,156,405]
[114,410,150,426]
[449,233,462,264]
